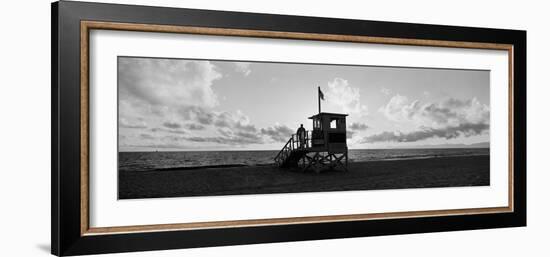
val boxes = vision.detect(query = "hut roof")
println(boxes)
[308,112,348,119]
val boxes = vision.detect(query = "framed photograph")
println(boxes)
[52,1,526,256]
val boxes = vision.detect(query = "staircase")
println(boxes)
[274,133,310,168]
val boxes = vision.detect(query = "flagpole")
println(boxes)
[318,86,321,114]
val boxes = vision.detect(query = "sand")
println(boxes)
[118,155,489,199]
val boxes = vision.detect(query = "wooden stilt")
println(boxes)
[297,150,348,173]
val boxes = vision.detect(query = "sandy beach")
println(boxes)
[119,155,489,199]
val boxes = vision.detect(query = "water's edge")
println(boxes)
[119,148,489,172]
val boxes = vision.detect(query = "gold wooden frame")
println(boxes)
[80,20,514,236]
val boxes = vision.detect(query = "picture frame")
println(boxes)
[51,1,526,256]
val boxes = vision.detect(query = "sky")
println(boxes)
[118,56,490,151]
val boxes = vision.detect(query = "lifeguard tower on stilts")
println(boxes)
[274,87,349,173]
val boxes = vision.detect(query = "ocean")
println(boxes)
[119,148,489,172]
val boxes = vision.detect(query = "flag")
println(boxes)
[318,87,325,100]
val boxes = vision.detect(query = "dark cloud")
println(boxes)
[120,123,147,129]
[362,122,489,143]
[151,127,186,135]
[169,130,186,135]
[183,122,292,146]
[178,107,241,127]
[349,122,369,131]
[214,119,230,128]
[140,133,155,140]
[186,135,260,145]
[196,113,215,125]
[180,105,260,133]
[423,98,489,126]
[260,125,294,142]
[235,131,263,141]
[182,119,264,146]
[185,123,205,130]
[163,122,181,129]
[420,102,460,124]
[177,106,215,125]
[346,122,368,139]
[188,125,263,145]
[217,128,232,138]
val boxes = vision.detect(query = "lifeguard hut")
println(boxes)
[274,87,349,173]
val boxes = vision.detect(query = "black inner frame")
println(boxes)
[51,1,526,256]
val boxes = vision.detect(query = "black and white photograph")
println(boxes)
[0,0,532,256]
[118,56,490,199]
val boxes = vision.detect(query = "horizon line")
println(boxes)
[118,146,490,153]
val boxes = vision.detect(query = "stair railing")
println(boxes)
[274,131,312,166]
[274,134,295,166]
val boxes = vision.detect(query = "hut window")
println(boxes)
[337,118,345,129]
[330,119,337,129]
[313,118,321,129]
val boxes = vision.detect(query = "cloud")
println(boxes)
[349,122,369,131]
[150,127,186,135]
[185,123,205,130]
[379,95,489,129]
[380,87,391,95]
[169,130,186,135]
[379,94,419,122]
[140,133,155,140]
[207,119,262,145]
[119,58,222,109]
[261,124,294,142]
[345,122,369,139]
[235,121,257,133]
[117,57,269,149]
[186,129,263,145]
[233,62,252,76]
[178,119,295,145]
[119,118,147,129]
[180,106,216,125]
[213,111,233,128]
[325,78,368,115]
[162,121,181,129]
[176,107,266,146]
[121,134,192,150]
[186,136,257,145]
[368,96,490,143]
[362,122,489,143]
[178,106,259,139]
[178,107,255,131]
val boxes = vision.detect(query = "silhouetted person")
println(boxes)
[297,124,307,149]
